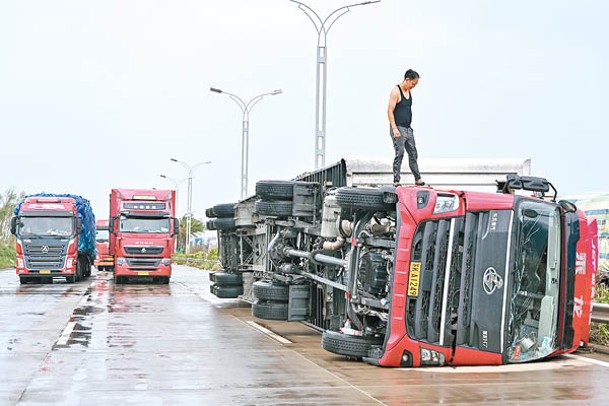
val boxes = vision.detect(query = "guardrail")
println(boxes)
[592,303,609,324]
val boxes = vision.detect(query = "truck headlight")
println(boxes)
[116,258,126,266]
[433,194,459,214]
[161,259,171,266]
[420,348,446,366]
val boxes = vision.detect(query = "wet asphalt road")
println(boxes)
[1,266,609,406]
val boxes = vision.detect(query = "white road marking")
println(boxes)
[56,321,76,346]
[246,321,293,344]
[564,353,609,368]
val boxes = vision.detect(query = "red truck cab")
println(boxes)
[367,183,597,367]
[11,195,94,284]
[94,219,113,271]
[109,189,178,284]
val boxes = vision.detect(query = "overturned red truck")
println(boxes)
[207,159,598,367]
[109,189,178,284]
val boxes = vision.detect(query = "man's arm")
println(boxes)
[387,87,401,138]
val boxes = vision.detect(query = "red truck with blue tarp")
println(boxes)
[11,194,96,284]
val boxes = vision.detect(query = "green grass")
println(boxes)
[590,285,609,346]
[173,248,221,271]
[0,243,15,269]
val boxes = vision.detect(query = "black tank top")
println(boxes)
[394,85,412,128]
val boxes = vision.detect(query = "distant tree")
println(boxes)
[177,215,205,252]
[0,188,25,243]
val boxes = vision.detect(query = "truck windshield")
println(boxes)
[96,229,109,242]
[18,216,73,237]
[119,216,170,233]
[507,200,562,363]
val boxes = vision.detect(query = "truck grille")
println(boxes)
[125,257,161,268]
[124,246,164,255]
[407,216,467,346]
[23,244,66,270]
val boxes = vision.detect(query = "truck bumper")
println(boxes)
[114,264,172,277]
[94,258,114,267]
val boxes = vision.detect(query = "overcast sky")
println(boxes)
[1,0,607,219]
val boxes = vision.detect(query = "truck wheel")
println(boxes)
[205,207,216,218]
[253,280,289,302]
[254,200,293,217]
[66,275,76,284]
[335,187,395,212]
[19,276,30,285]
[213,203,236,218]
[255,180,294,201]
[321,330,383,358]
[213,217,236,231]
[212,271,242,285]
[252,300,288,320]
[212,284,243,298]
[206,220,217,231]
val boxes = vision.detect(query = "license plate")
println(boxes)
[137,272,149,276]
[39,270,51,274]
[407,262,421,296]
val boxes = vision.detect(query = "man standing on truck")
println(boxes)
[387,69,425,187]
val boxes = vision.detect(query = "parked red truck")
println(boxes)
[94,219,114,271]
[11,194,96,284]
[109,189,178,284]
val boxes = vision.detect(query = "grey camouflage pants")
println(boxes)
[390,126,421,183]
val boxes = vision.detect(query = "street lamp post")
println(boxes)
[159,174,187,218]
[210,87,282,199]
[289,0,381,169]
[170,159,211,254]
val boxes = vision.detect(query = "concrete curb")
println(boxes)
[588,343,609,356]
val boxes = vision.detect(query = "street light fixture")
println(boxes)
[210,87,282,199]
[169,158,212,254]
[289,0,381,169]
[159,174,188,218]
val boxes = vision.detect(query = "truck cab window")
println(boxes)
[508,200,561,362]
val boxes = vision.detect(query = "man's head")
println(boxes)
[402,69,420,90]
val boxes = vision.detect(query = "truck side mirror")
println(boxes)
[173,218,180,237]
[75,218,83,233]
[109,216,116,233]
[10,217,17,235]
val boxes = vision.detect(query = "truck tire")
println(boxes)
[212,284,243,298]
[252,301,288,321]
[256,180,294,201]
[206,220,217,231]
[211,271,242,285]
[213,217,236,231]
[253,280,289,302]
[321,330,383,358]
[254,200,293,217]
[205,207,216,218]
[213,203,236,218]
[335,187,394,212]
